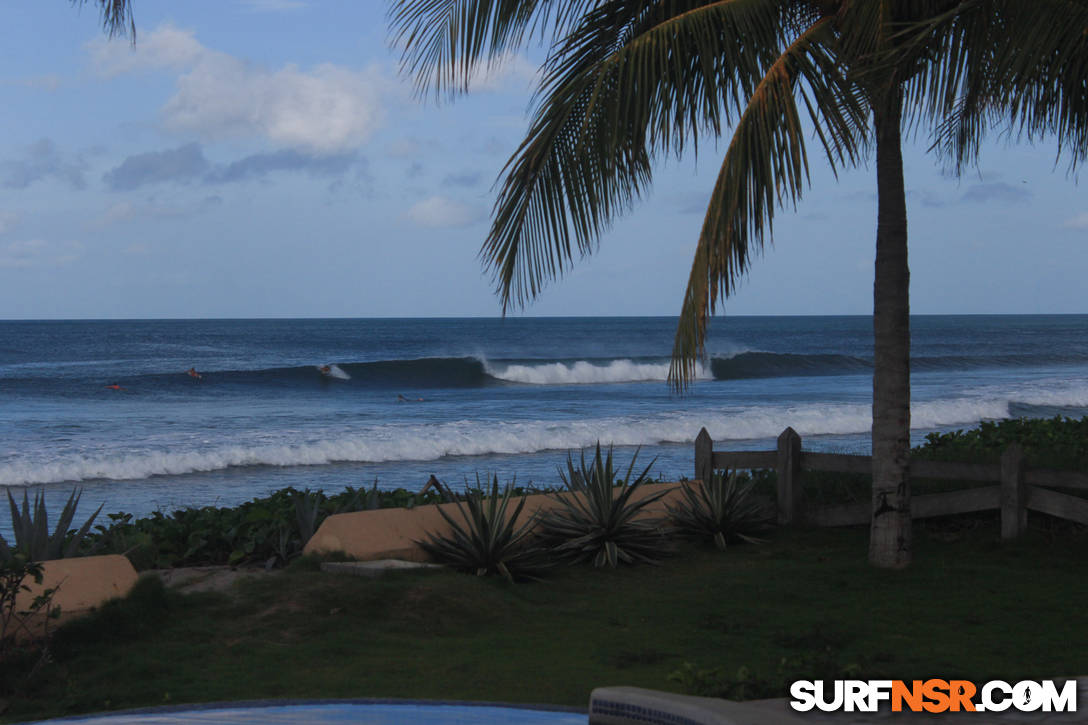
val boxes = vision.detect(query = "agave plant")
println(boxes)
[417,474,547,583]
[668,470,773,550]
[538,444,671,568]
[4,488,103,562]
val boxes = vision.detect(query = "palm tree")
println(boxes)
[391,0,1088,567]
[74,0,135,38]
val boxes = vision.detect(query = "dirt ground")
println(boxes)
[148,565,280,594]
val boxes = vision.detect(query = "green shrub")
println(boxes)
[53,575,173,649]
[914,416,1088,471]
[668,470,773,550]
[88,483,386,570]
[0,554,61,689]
[418,474,548,583]
[537,444,671,567]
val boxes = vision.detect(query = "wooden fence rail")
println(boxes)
[694,427,1088,539]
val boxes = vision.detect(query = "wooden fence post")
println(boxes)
[695,428,712,484]
[777,427,803,525]
[1001,443,1027,540]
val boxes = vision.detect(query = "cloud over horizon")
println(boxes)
[89,24,386,153]
[961,181,1031,205]
[1,138,87,190]
[1064,213,1088,230]
[102,143,365,190]
[0,239,83,269]
[207,148,363,184]
[102,143,209,190]
[0,211,20,236]
[407,195,483,228]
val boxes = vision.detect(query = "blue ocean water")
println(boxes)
[3,315,1088,527]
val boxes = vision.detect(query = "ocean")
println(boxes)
[3,315,1088,531]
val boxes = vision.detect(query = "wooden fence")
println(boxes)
[694,426,1088,538]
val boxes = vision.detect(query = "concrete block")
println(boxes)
[304,482,687,562]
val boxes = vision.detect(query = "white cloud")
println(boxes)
[0,239,82,269]
[1063,213,1088,230]
[92,197,220,229]
[407,196,483,228]
[386,137,436,159]
[448,52,539,94]
[0,74,62,91]
[241,0,307,11]
[89,24,205,77]
[0,211,19,235]
[90,24,385,153]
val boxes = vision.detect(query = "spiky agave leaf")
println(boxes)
[10,490,47,562]
[539,443,671,567]
[668,470,773,550]
[417,473,548,582]
[293,489,325,549]
[55,488,104,559]
[6,488,102,561]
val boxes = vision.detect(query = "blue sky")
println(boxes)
[1,1,1085,319]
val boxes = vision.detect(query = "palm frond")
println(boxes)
[905,0,1088,172]
[669,16,869,388]
[389,0,601,97]
[72,0,135,40]
[484,0,800,312]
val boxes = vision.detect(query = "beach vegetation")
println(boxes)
[537,444,671,567]
[2,524,1086,721]
[914,416,1088,471]
[418,474,549,583]
[89,484,443,570]
[4,488,102,563]
[0,555,61,687]
[667,470,773,550]
[390,0,1088,568]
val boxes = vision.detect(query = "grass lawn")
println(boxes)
[4,520,1087,723]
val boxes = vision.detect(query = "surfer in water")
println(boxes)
[187,367,202,380]
[105,382,123,391]
[319,365,332,376]
[397,394,425,402]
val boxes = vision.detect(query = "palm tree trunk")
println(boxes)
[869,90,912,568]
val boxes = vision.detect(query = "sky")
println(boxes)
[1,1,1086,320]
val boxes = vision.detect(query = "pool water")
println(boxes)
[27,702,588,724]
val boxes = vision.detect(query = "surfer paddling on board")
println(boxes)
[397,394,425,402]
[187,367,202,380]
[105,382,123,391]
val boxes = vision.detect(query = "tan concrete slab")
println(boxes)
[12,554,138,639]
[16,554,138,615]
[304,482,688,562]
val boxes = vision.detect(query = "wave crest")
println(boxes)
[0,395,1028,486]
[486,358,711,385]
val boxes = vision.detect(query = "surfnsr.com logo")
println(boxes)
[789,679,1078,713]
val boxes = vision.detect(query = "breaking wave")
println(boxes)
[0,393,1052,487]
